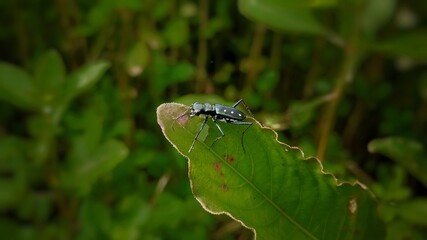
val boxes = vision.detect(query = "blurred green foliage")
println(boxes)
[0,0,426,239]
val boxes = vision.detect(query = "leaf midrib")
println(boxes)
[174,114,318,240]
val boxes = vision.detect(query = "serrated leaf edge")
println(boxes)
[157,102,372,239]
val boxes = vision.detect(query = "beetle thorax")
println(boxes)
[190,102,215,116]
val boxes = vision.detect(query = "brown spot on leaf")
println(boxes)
[222,184,228,192]
[228,155,235,163]
[176,114,189,124]
[214,162,221,171]
[348,197,358,216]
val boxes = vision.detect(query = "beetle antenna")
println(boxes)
[232,99,256,120]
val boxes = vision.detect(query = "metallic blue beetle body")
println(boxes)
[176,99,253,153]
[190,103,246,122]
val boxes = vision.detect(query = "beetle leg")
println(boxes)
[188,116,208,153]
[229,121,252,126]
[214,122,225,136]
[210,119,225,149]
[229,121,252,152]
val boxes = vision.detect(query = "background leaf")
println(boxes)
[64,61,111,102]
[371,31,427,60]
[368,137,427,187]
[157,103,384,239]
[396,198,427,226]
[0,62,38,109]
[33,49,66,105]
[360,0,397,36]
[60,139,129,196]
[238,0,326,35]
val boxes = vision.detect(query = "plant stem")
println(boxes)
[195,0,210,93]
[303,38,325,99]
[54,0,85,68]
[269,32,283,71]
[316,32,359,161]
[245,23,266,92]
[115,11,135,147]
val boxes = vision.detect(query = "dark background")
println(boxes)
[0,0,426,239]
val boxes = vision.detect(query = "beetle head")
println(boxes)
[190,102,204,116]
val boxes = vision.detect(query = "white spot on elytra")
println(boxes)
[231,111,234,114]
[238,113,242,116]
[223,109,226,112]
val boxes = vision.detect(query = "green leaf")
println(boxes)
[152,0,173,21]
[52,60,110,122]
[396,198,427,226]
[0,137,28,211]
[157,103,384,239]
[368,137,427,187]
[238,0,326,35]
[60,139,128,196]
[371,31,427,60]
[239,0,337,8]
[33,50,66,105]
[163,19,189,47]
[65,61,111,102]
[169,62,195,82]
[125,41,150,77]
[289,94,333,129]
[255,70,279,93]
[154,62,195,93]
[360,0,397,36]
[0,62,38,109]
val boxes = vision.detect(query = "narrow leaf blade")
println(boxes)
[65,61,111,102]
[60,139,128,196]
[238,0,326,35]
[371,31,427,60]
[368,137,427,186]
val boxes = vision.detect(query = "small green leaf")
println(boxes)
[309,0,337,7]
[0,137,28,211]
[0,62,38,109]
[368,137,427,187]
[64,61,110,102]
[33,50,66,104]
[47,60,110,123]
[396,198,427,226]
[152,0,173,21]
[371,31,427,60]
[78,199,112,237]
[157,103,384,239]
[238,0,326,35]
[125,42,150,77]
[289,94,332,129]
[169,62,195,82]
[240,0,337,8]
[60,139,128,196]
[360,0,397,36]
[201,17,231,39]
[255,70,279,93]
[154,62,195,93]
[163,19,189,47]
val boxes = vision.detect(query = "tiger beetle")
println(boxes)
[175,99,253,153]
